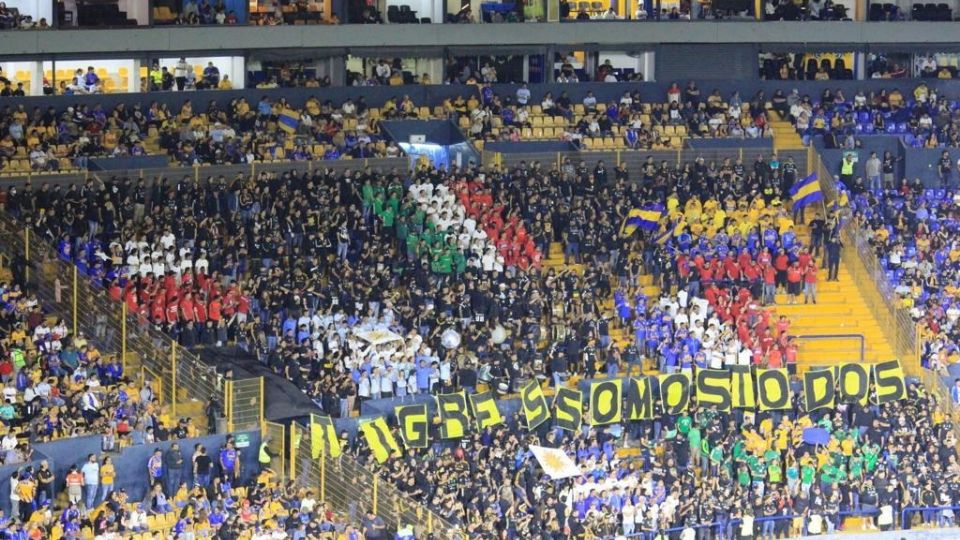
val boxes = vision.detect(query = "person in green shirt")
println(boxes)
[361,180,375,218]
[688,425,703,470]
[396,217,409,244]
[863,443,880,473]
[386,193,400,216]
[768,457,783,484]
[412,208,426,232]
[452,251,466,276]
[848,452,864,481]
[435,250,453,275]
[737,465,751,487]
[801,461,816,494]
[786,460,799,493]
[372,193,385,220]
[709,442,724,476]
[380,204,396,232]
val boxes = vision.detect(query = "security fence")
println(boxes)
[0,157,411,187]
[483,147,809,177]
[290,422,463,539]
[0,213,263,432]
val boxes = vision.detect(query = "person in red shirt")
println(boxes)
[762,263,777,305]
[784,337,799,375]
[237,294,250,323]
[208,297,222,323]
[774,249,790,292]
[165,299,180,324]
[767,346,783,369]
[803,262,818,304]
[786,262,803,304]
[759,328,775,353]
[180,293,195,323]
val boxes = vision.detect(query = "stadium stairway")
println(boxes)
[770,117,804,153]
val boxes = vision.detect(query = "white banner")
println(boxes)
[529,445,582,480]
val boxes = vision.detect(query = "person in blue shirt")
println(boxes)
[104,357,123,384]
[219,440,239,481]
[762,226,779,252]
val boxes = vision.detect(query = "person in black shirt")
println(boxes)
[939,150,953,188]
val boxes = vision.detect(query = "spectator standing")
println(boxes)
[864,152,882,192]
[192,444,213,488]
[825,230,842,281]
[164,443,184,496]
[99,456,115,504]
[65,465,83,505]
[175,58,190,92]
[147,448,164,487]
[952,379,960,405]
[80,453,99,509]
[362,509,386,539]
[219,439,239,481]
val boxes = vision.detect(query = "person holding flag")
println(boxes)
[621,204,665,238]
[789,172,823,223]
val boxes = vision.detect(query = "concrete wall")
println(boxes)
[0,430,261,514]
[4,22,960,59]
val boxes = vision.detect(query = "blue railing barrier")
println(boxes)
[902,505,960,530]
[605,508,910,540]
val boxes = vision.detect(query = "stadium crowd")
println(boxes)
[340,377,956,539]
[0,82,773,173]
[781,82,960,150]
[0,269,168,463]
[0,95,403,173]
[4,150,828,417]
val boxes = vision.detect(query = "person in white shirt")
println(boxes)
[174,58,190,91]
[516,84,531,106]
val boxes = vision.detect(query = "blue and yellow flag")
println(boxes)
[789,173,823,209]
[653,222,673,245]
[278,108,300,134]
[621,204,664,237]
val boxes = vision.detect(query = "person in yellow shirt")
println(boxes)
[712,206,727,231]
[100,456,115,502]
[218,75,233,90]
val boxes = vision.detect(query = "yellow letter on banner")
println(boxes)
[696,369,731,412]
[658,373,690,415]
[803,368,836,412]
[310,414,341,459]
[590,379,622,425]
[757,368,790,411]
[437,392,469,439]
[626,377,654,420]
[838,363,869,405]
[359,417,401,464]
[729,365,756,409]
[394,404,429,449]
[872,360,906,404]
[553,387,582,432]
[469,392,503,429]
[521,379,550,430]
